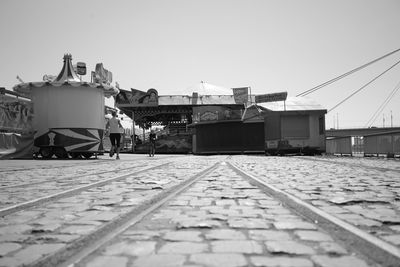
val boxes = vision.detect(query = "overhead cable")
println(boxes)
[297,48,400,97]
[328,59,400,113]
[364,80,400,127]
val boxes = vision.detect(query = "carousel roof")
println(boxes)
[13,54,119,98]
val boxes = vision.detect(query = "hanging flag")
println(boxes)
[232,87,249,104]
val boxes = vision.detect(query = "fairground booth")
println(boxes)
[115,83,327,155]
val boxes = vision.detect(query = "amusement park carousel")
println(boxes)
[13,54,119,159]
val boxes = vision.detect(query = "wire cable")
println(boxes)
[328,59,400,113]
[364,80,400,127]
[297,48,400,97]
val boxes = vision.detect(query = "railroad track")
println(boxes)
[1,157,396,266]
[0,159,109,173]
[0,162,171,217]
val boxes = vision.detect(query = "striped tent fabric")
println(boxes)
[54,54,81,83]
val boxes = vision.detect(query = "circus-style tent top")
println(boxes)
[13,54,119,98]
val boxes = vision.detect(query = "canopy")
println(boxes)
[13,54,119,98]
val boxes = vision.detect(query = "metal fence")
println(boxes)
[364,131,400,157]
[326,131,400,157]
[326,136,352,155]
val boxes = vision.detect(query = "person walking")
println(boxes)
[149,129,156,157]
[106,111,123,160]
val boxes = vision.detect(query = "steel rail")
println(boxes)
[0,162,159,190]
[295,156,400,173]
[0,159,109,173]
[228,162,400,267]
[0,162,170,217]
[29,161,222,267]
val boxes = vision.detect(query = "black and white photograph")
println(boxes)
[0,0,399,266]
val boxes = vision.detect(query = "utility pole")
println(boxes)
[333,114,335,129]
[336,113,339,129]
[383,114,385,127]
[391,110,393,127]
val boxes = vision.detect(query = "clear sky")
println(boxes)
[1,0,399,129]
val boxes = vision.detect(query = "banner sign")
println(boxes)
[232,87,249,104]
[0,94,33,132]
[255,92,287,103]
[76,62,87,75]
[116,88,158,106]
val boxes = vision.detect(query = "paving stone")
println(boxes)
[164,231,203,242]
[176,219,222,229]
[158,242,208,254]
[185,210,208,217]
[267,208,292,214]
[34,234,80,243]
[228,218,271,229]
[389,225,400,232]
[133,254,186,267]
[363,213,400,223]
[86,256,129,267]
[251,256,314,267]
[122,230,163,240]
[311,255,369,267]
[319,242,348,255]
[31,223,61,233]
[0,243,22,256]
[0,224,33,234]
[211,240,263,254]
[0,257,21,267]
[270,214,299,221]
[190,253,248,267]
[248,230,292,241]
[0,234,29,242]
[190,199,213,206]
[258,200,281,206]
[103,241,156,256]
[152,209,182,219]
[273,221,317,230]
[345,218,382,227]
[205,213,229,221]
[265,241,315,255]
[237,199,257,206]
[381,234,400,245]
[88,211,120,222]
[60,225,97,235]
[11,243,65,265]
[221,194,249,200]
[205,229,247,240]
[294,230,333,241]
[168,200,189,206]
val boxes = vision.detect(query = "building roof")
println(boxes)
[257,96,326,112]
[182,81,232,95]
[158,95,237,106]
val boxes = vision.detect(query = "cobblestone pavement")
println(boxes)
[81,162,376,267]
[231,156,400,249]
[0,154,398,266]
[0,155,221,266]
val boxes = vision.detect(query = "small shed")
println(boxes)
[260,97,327,155]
